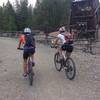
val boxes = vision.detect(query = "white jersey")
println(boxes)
[57,33,66,44]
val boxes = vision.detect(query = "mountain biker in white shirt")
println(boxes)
[55,26,73,60]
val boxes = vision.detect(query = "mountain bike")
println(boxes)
[54,50,76,80]
[18,48,34,86]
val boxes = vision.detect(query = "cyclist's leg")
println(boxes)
[56,48,63,61]
[62,50,66,59]
[57,44,63,59]
[31,54,34,62]
[23,52,28,76]
[31,54,35,66]
[66,44,73,58]
[61,43,67,59]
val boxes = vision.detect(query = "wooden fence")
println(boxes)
[35,34,100,55]
[0,31,100,55]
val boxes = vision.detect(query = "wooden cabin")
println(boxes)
[70,0,100,39]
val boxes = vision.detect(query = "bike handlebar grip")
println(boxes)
[17,48,23,50]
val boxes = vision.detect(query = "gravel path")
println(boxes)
[0,37,100,100]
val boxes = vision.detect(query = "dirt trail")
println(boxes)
[0,37,100,100]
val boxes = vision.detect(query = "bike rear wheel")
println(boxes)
[29,70,33,86]
[28,61,33,86]
[54,52,63,71]
[65,58,76,80]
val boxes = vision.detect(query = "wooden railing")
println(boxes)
[35,34,100,55]
[0,31,100,55]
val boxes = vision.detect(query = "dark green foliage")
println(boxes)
[0,0,33,31]
[33,0,71,32]
[15,0,29,30]
[0,0,71,32]
[3,1,17,31]
[0,7,3,31]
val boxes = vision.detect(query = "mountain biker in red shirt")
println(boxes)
[17,28,36,77]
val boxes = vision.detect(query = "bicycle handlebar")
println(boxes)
[18,48,24,50]
[51,45,58,49]
[17,47,34,50]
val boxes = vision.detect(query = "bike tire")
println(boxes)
[29,70,33,86]
[65,58,76,80]
[28,62,33,86]
[54,52,62,71]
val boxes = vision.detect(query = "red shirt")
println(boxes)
[64,32,73,43]
[19,35,25,44]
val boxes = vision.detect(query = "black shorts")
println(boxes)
[61,43,73,53]
[23,48,35,59]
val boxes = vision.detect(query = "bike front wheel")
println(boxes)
[65,58,76,80]
[54,52,63,71]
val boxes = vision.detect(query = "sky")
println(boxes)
[0,0,37,7]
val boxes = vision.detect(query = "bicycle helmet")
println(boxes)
[24,27,31,34]
[59,26,66,32]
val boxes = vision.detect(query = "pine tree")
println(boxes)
[15,0,29,30]
[0,7,3,31]
[2,1,16,31]
[33,0,71,32]
[27,4,33,28]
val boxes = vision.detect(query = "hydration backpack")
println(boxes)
[24,34,35,47]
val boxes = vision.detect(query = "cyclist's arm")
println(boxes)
[55,37,63,47]
[17,41,22,49]
[17,35,24,49]
[55,38,59,45]
[55,34,60,44]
